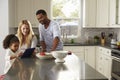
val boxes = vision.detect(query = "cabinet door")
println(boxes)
[84,46,96,68]
[9,0,17,27]
[29,0,39,27]
[63,46,85,60]
[17,0,41,27]
[30,0,51,27]
[103,55,112,80]
[97,54,104,74]
[15,0,51,27]
[102,48,112,80]
[83,0,96,28]
[96,0,109,27]
[96,46,112,80]
[109,0,116,27]
[16,0,32,25]
[109,0,120,28]
[96,47,104,73]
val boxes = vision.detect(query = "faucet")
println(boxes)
[62,29,68,43]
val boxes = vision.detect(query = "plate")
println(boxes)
[36,52,53,59]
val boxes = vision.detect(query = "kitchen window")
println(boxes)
[51,0,82,39]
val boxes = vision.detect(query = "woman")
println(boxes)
[16,20,38,51]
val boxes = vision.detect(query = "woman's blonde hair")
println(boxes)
[16,20,35,47]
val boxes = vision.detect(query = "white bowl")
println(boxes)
[51,51,68,63]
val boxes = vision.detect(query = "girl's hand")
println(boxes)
[17,52,23,57]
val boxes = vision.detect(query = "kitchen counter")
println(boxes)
[4,54,108,80]
[64,43,114,49]
[64,43,99,46]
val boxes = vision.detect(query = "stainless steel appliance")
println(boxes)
[111,49,120,80]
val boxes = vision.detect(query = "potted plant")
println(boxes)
[94,36,100,44]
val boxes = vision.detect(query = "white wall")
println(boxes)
[0,0,9,75]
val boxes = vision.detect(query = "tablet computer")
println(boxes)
[21,48,35,58]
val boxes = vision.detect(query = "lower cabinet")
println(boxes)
[63,46,96,68]
[64,46,112,80]
[96,46,112,80]
[63,46,85,60]
[84,46,96,68]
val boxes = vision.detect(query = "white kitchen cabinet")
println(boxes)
[96,46,112,80]
[83,0,118,28]
[96,0,109,28]
[84,46,96,68]
[63,46,85,60]
[117,0,120,24]
[9,0,17,27]
[96,47,104,73]
[109,0,120,28]
[30,0,51,27]
[103,55,112,80]
[11,0,51,27]
[109,0,116,27]
[64,46,96,68]
[83,0,96,28]
[83,0,109,28]
[16,0,44,27]
[16,0,31,26]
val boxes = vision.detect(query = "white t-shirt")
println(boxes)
[38,20,63,52]
[19,36,38,52]
[4,48,17,74]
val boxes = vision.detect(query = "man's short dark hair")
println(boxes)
[36,9,47,15]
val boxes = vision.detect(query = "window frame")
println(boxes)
[50,0,83,40]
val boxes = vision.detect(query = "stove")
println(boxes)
[111,49,120,80]
[111,49,120,58]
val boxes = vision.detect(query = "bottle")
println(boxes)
[101,32,105,45]
[71,39,74,44]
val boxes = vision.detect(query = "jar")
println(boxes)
[101,39,105,45]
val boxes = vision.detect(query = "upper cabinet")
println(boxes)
[109,0,120,28]
[114,0,120,26]
[9,0,51,28]
[83,0,97,28]
[96,0,109,28]
[83,0,120,28]
[17,0,32,26]
[9,0,17,27]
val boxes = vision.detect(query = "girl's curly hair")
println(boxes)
[3,34,19,49]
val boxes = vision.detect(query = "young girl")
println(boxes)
[3,34,23,74]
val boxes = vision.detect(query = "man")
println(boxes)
[36,9,63,52]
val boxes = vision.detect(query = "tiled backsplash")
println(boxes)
[80,28,119,44]
[9,27,39,34]
[9,27,120,44]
